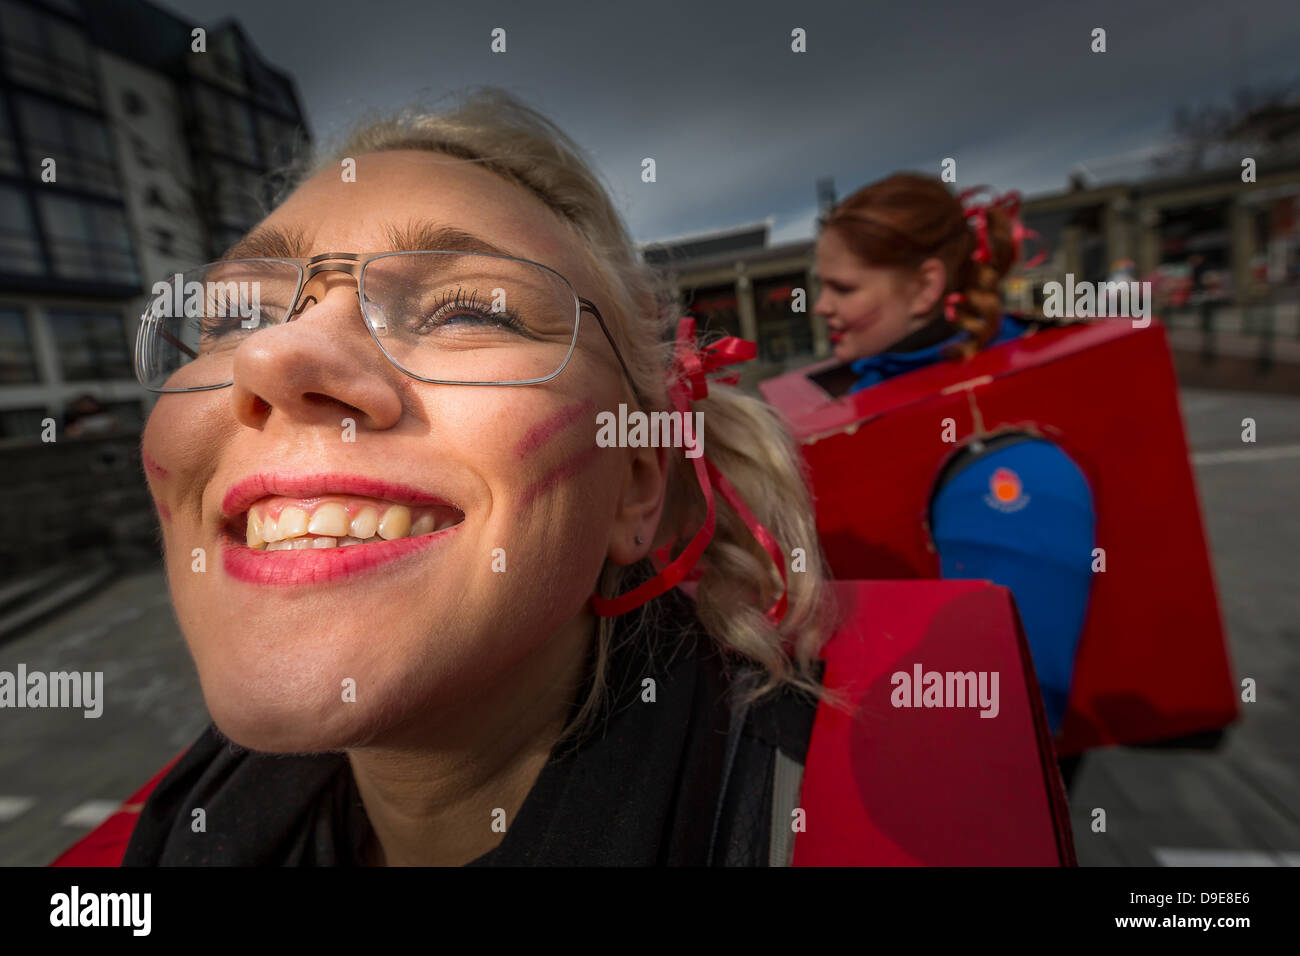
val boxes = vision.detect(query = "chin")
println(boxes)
[203,678,395,753]
[188,621,426,754]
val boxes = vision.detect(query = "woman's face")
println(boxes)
[813,228,928,363]
[141,151,656,752]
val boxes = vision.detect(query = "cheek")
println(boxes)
[140,395,228,547]
[481,394,615,576]
[849,284,907,327]
[845,290,886,326]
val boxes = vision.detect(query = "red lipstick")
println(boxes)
[220,528,456,586]
[218,472,464,586]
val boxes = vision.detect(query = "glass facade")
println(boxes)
[15,94,121,198]
[0,97,18,175]
[0,307,37,383]
[686,283,743,339]
[208,157,268,229]
[0,184,44,275]
[192,85,261,165]
[47,309,131,380]
[37,195,139,284]
[753,274,813,363]
[0,0,97,108]
[0,404,45,438]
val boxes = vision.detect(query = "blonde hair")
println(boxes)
[285,87,840,740]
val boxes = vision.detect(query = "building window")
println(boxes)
[256,112,305,169]
[0,405,46,439]
[0,308,38,384]
[245,54,298,116]
[1251,196,1300,289]
[753,275,813,364]
[192,86,260,165]
[48,310,131,380]
[0,98,18,174]
[0,185,45,276]
[16,95,121,197]
[685,283,742,339]
[37,195,139,285]
[0,0,97,108]
[102,398,143,431]
[1157,201,1233,302]
[208,159,268,229]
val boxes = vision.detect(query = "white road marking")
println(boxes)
[1154,847,1295,867]
[60,800,121,828]
[1192,443,1300,466]
[0,796,35,822]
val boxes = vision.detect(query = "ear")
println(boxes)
[606,443,669,566]
[908,257,949,318]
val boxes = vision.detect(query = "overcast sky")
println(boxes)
[159,0,1300,245]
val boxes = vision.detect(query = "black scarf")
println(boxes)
[122,589,812,866]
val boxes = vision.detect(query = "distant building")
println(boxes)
[1019,158,1300,315]
[640,221,825,385]
[646,123,1300,386]
[0,0,309,441]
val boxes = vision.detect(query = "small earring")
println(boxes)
[634,534,644,546]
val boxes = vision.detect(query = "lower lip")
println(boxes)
[829,331,844,344]
[220,525,459,586]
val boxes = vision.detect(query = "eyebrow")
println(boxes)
[218,221,521,261]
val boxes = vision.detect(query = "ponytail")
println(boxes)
[823,174,1043,359]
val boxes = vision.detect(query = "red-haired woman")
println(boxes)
[813,174,1094,768]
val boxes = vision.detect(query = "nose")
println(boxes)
[230,274,405,432]
[813,288,834,317]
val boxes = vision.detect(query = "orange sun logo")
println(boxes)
[991,467,1022,504]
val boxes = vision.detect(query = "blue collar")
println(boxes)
[848,315,1028,393]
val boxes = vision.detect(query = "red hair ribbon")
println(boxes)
[957,186,1047,269]
[589,317,789,626]
[944,292,966,322]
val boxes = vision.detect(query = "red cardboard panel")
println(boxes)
[794,580,1073,866]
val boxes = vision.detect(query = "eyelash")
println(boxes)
[414,286,526,334]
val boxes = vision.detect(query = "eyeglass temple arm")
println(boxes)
[158,327,198,359]
[580,298,643,403]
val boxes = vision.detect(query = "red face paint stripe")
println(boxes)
[514,399,596,460]
[142,451,169,480]
[156,501,171,522]
[518,444,600,510]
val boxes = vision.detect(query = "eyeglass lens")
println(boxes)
[135,252,581,390]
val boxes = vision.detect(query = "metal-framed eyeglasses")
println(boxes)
[133,250,638,398]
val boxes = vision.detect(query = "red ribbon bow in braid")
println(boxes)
[958,186,1047,269]
[589,317,789,625]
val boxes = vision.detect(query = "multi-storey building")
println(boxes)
[0,0,308,578]
[0,0,309,440]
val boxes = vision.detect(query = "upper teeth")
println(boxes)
[245,501,458,550]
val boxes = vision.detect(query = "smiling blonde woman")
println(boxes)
[121,87,838,867]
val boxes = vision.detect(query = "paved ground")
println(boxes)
[1070,388,1300,865]
[0,571,208,866]
[0,388,1297,866]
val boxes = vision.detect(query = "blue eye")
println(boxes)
[412,287,526,334]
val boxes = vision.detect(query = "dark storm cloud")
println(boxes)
[160,0,1300,243]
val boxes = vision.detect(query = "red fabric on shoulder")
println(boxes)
[48,752,185,867]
